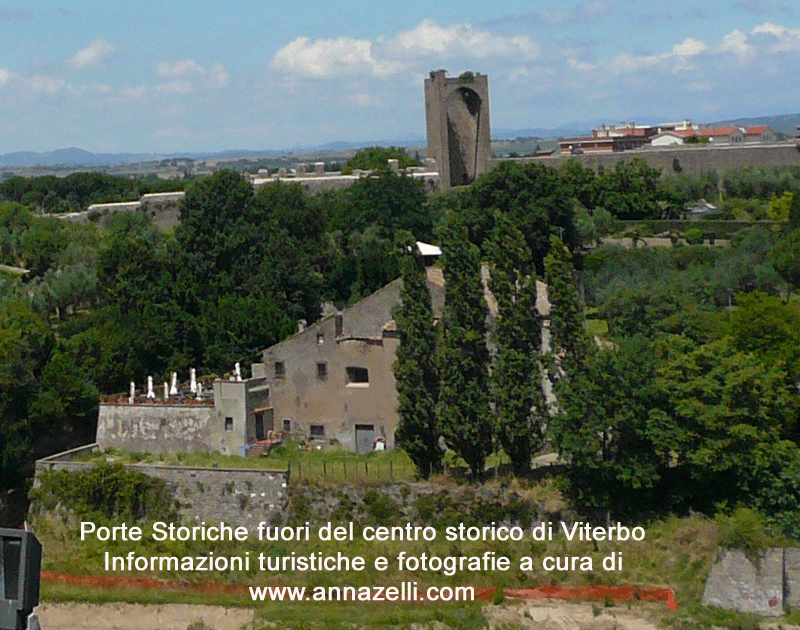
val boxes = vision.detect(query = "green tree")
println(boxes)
[552,336,671,516]
[341,147,421,174]
[437,216,491,479]
[544,236,590,374]
[487,215,547,475]
[771,227,800,293]
[655,337,798,510]
[767,191,793,222]
[27,336,99,461]
[392,234,442,478]
[467,161,576,273]
[175,174,322,372]
[0,300,53,491]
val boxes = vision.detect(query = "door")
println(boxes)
[355,424,375,454]
[254,408,274,441]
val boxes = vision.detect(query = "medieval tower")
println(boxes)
[424,69,492,189]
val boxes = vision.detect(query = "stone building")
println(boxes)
[96,377,269,456]
[424,69,492,188]
[252,267,446,453]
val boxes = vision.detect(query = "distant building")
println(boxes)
[561,120,778,153]
[558,122,658,154]
[650,123,777,146]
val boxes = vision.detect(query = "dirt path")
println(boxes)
[36,602,255,630]
[485,601,661,630]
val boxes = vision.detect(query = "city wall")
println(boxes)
[33,444,289,530]
[504,142,800,175]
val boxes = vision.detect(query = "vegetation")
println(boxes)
[488,214,547,475]
[5,157,800,594]
[0,172,186,213]
[436,214,491,479]
[31,462,177,521]
[340,146,421,175]
[392,235,442,478]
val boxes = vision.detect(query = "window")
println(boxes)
[317,333,325,345]
[224,417,233,432]
[316,362,327,380]
[310,424,325,438]
[345,366,369,387]
[274,361,285,379]
[282,419,291,432]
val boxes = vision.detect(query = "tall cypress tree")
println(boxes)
[437,217,491,479]
[544,235,591,376]
[392,235,442,478]
[487,214,546,475]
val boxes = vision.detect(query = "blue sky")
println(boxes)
[2,0,799,152]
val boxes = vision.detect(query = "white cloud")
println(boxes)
[389,20,539,60]
[751,21,800,51]
[270,36,399,78]
[29,75,69,94]
[673,38,707,57]
[719,30,751,57]
[207,63,229,89]
[157,80,194,95]
[68,39,115,69]
[0,69,12,87]
[269,20,539,79]
[157,59,206,77]
[155,59,229,92]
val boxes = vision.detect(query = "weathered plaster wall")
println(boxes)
[34,446,289,530]
[262,325,399,451]
[96,403,232,454]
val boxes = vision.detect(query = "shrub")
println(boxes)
[684,228,704,244]
[31,463,176,522]
[716,507,771,562]
[362,489,403,525]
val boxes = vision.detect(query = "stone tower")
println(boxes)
[424,69,491,189]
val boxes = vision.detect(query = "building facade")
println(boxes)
[253,268,446,452]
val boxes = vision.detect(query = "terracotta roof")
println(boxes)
[697,126,739,137]
[612,127,651,137]
[669,129,698,137]
[558,135,612,143]
[744,125,769,135]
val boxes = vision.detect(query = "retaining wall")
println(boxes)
[702,547,800,616]
[33,445,290,530]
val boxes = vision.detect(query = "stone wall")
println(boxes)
[34,445,290,530]
[701,547,800,616]
[501,142,800,176]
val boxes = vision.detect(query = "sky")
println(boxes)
[2,0,800,153]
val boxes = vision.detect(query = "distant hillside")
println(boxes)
[493,124,591,140]
[711,113,800,135]
[0,148,160,167]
